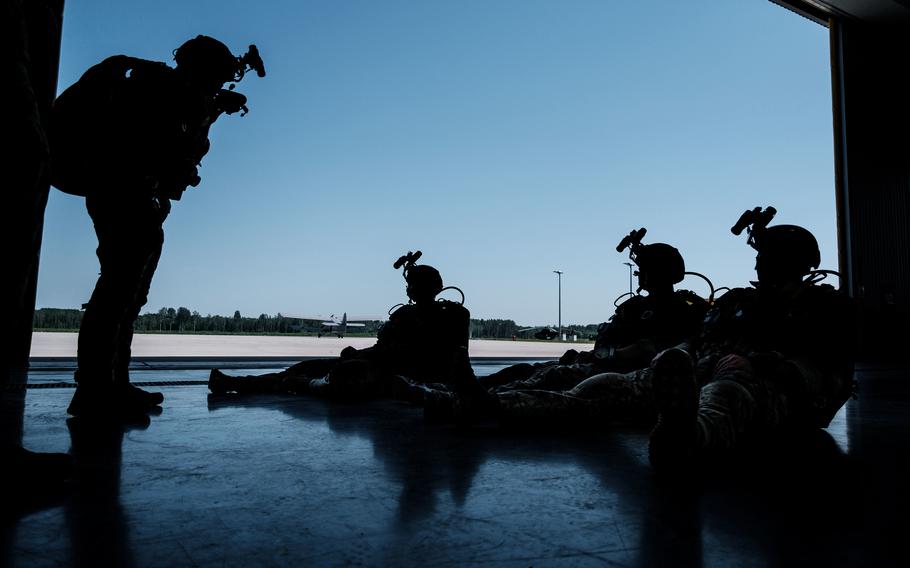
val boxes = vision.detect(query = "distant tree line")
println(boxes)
[34,308,601,340]
[470,318,520,339]
[33,307,355,335]
[568,324,601,340]
[33,308,84,331]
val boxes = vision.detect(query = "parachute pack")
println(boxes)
[49,55,172,197]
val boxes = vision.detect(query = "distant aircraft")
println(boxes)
[516,326,559,340]
[318,313,367,338]
[279,312,375,338]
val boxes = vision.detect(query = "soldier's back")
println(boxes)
[377,300,470,382]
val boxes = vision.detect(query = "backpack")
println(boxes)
[49,55,169,196]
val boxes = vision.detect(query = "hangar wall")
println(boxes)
[1,0,65,378]
[832,19,910,354]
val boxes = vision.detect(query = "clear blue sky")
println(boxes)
[38,0,836,326]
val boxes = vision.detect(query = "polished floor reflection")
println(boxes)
[3,364,907,567]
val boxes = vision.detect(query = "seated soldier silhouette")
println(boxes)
[647,207,857,469]
[208,251,477,400]
[49,36,265,418]
[417,231,711,425]
[480,229,709,395]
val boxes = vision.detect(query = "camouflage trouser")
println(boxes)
[695,354,805,451]
[494,363,599,393]
[494,367,656,426]
[479,362,557,390]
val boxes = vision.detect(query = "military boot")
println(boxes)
[114,365,164,408]
[68,370,156,419]
[208,368,241,394]
[119,383,164,408]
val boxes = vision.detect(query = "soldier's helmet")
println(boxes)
[635,243,685,286]
[173,35,240,86]
[753,224,820,279]
[406,265,444,302]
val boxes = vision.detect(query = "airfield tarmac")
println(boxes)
[29,332,590,359]
[25,332,592,386]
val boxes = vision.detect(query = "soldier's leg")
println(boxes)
[478,361,560,390]
[308,359,383,400]
[494,389,599,426]
[70,198,163,416]
[498,363,598,393]
[693,355,803,451]
[208,369,298,394]
[690,355,765,451]
[208,358,339,394]
[494,368,651,427]
[286,357,339,379]
[112,206,166,407]
[649,351,788,467]
[568,367,657,423]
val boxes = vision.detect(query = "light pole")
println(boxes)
[623,262,634,296]
[553,270,563,340]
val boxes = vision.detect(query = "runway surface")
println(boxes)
[30,332,591,359]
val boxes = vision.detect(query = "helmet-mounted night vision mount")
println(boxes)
[393,250,423,277]
[616,227,647,263]
[189,43,265,118]
[218,45,266,117]
[731,206,777,250]
[615,228,648,298]
[237,45,266,81]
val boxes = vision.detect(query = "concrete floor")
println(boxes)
[3,364,908,567]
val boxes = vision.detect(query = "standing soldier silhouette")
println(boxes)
[49,36,265,417]
[480,229,708,394]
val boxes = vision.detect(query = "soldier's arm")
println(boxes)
[374,307,413,356]
[453,304,471,349]
[612,338,658,363]
[592,304,632,359]
[659,296,709,360]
